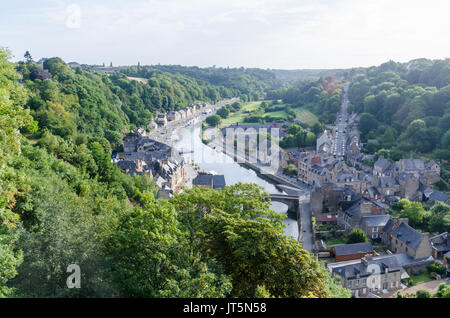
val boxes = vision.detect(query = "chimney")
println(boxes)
[399,218,408,225]
[361,254,373,266]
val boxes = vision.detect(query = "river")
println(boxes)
[172,117,299,240]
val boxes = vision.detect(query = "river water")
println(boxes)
[172,118,299,239]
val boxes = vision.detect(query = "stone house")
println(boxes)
[373,157,391,177]
[396,172,420,201]
[361,215,391,240]
[429,232,450,259]
[425,190,450,205]
[193,173,226,190]
[375,176,399,196]
[155,113,167,126]
[167,111,180,122]
[316,130,332,154]
[383,221,432,259]
[329,254,403,297]
[307,165,331,187]
[338,198,375,232]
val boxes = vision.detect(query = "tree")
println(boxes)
[416,290,431,298]
[399,199,425,227]
[358,113,378,136]
[426,203,450,233]
[170,184,329,298]
[24,51,33,63]
[43,57,68,76]
[205,114,221,127]
[347,229,368,244]
[216,107,230,119]
[0,48,31,297]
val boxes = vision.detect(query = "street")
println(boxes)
[332,82,350,158]
[299,197,313,252]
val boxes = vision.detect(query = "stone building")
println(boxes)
[382,220,432,259]
[329,254,403,297]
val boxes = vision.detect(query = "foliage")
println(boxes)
[205,114,221,127]
[346,229,368,244]
[415,290,431,298]
[398,199,425,228]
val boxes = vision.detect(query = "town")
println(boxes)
[113,82,450,298]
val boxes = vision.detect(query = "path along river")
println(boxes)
[171,117,299,240]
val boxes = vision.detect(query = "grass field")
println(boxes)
[409,272,434,285]
[322,236,347,247]
[220,100,319,126]
[292,107,319,126]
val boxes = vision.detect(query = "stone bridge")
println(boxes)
[269,194,300,219]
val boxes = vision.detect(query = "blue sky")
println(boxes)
[1,0,449,69]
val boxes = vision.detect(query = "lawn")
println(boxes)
[409,272,434,285]
[220,100,319,126]
[220,101,264,125]
[321,236,347,247]
[292,107,319,126]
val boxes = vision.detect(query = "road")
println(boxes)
[332,82,350,159]
[298,195,313,252]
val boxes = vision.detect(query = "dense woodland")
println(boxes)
[0,49,350,298]
[121,64,281,103]
[346,59,450,191]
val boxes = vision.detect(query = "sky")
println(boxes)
[1,0,449,69]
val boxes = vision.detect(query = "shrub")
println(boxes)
[427,263,446,275]
[416,290,431,298]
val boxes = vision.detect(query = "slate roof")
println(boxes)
[403,158,425,171]
[333,242,374,256]
[329,253,432,280]
[342,200,362,217]
[374,157,390,171]
[212,175,226,189]
[193,174,213,186]
[382,218,395,233]
[316,214,338,223]
[366,186,381,199]
[331,255,400,279]
[362,215,391,228]
[429,190,450,203]
[378,176,398,188]
[392,223,423,249]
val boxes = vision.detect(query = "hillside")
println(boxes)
[346,59,450,190]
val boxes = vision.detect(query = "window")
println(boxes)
[373,227,378,232]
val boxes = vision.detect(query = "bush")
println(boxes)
[416,290,431,298]
[427,263,446,275]
[205,115,221,127]
[347,229,368,244]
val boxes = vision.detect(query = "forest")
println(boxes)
[0,48,349,298]
[346,59,450,191]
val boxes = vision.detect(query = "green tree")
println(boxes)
[399,199,425,227]
[216,107,230,119]
[170,184,329,298]
[416,290,431,298]
[347,229,368,244]
[0,48,31,297]
[205,114,221,127]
